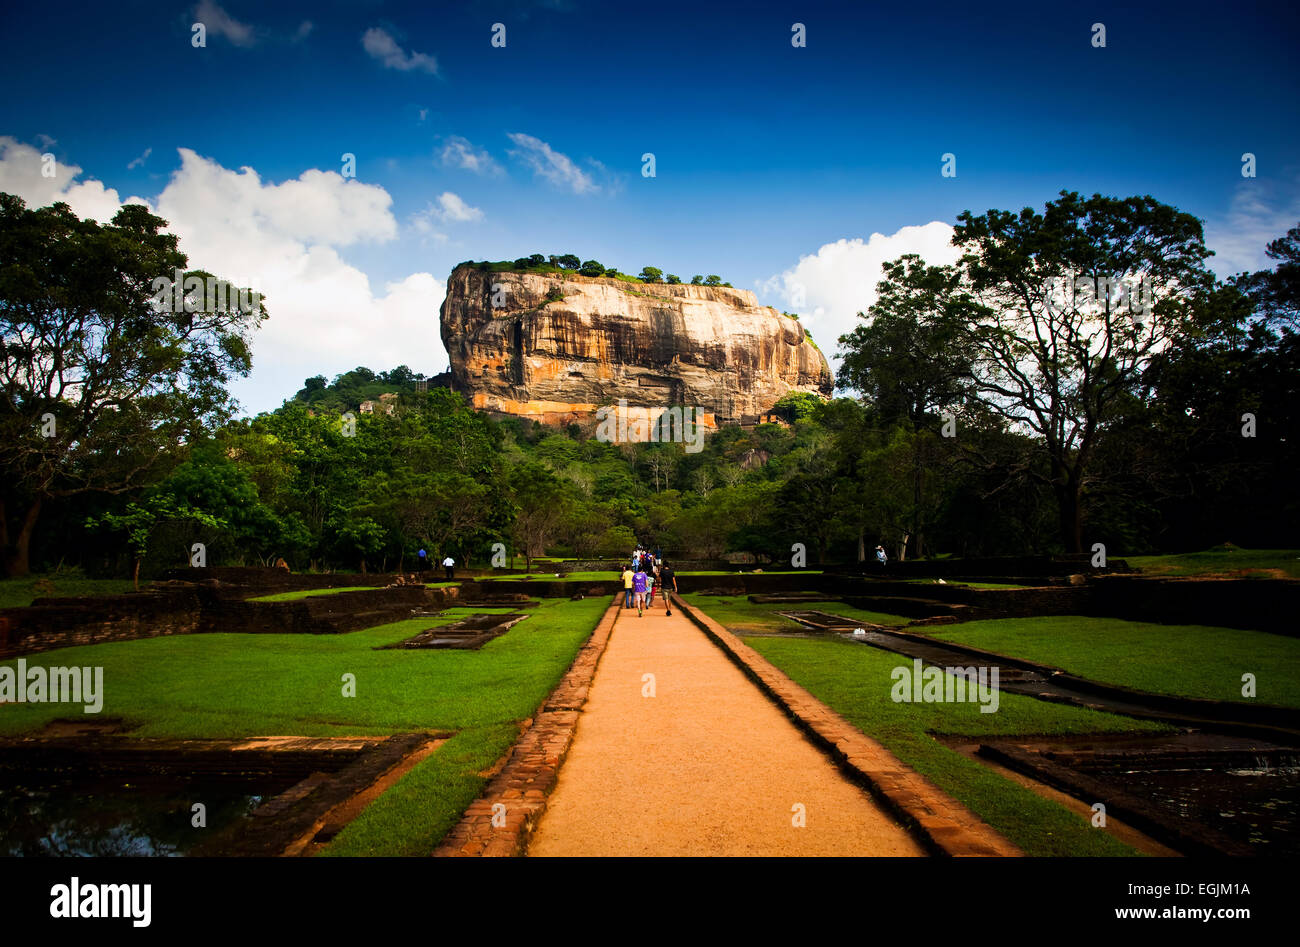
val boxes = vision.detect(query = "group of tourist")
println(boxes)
[622,545,677,618]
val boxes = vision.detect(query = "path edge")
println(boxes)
[676,597,1022,857]
[432,595,623,857]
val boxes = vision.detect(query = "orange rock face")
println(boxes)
[440,266,833,427]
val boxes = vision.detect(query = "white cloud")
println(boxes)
[1203,176,1300,279]
[759,222,960,383]
[0,136,149,222]
[361,27,438,74]
[433,191,482,223]
[194,0,256,47]
[0,138,447,414]
[507,133,597,194]
[127,147,152,170]
[439,135,502,176]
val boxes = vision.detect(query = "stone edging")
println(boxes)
[676,598,1022,857]
[432,596,622,856]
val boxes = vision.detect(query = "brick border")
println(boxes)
[676,598,1021,857]
[433,596,622,856]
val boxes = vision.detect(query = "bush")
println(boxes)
[578,260,606,277]
[666,274,681,284]
[639,266,663,283]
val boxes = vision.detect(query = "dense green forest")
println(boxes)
[2,191,1296,577]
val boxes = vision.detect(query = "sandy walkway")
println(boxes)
[527,599,925,856]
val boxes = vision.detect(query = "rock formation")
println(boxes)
[439,264,833,428]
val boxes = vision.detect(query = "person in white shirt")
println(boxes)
[443,555,455,580]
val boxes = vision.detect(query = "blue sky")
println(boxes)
[1,0,1297,413]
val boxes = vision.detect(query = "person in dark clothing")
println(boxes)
[659,562,677,616]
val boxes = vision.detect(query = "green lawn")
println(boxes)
[0,574,147,609]
[926,616,1300,708]
[486,571,619,581]
[1126,546,1300,579]
[681,593,910,633]
[738,633,1171,856]
[0,596,609,855]
[246,586,374,602]
[245,582,461,602]
[894,579,1031,590]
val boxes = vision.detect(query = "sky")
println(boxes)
[1,0,1297,415]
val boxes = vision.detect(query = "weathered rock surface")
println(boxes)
[439,265,833,427]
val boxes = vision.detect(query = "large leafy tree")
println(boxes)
[837,254,976,426]
[0,195,264,575]
[952,191,1216,552]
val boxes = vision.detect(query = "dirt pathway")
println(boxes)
[527,599,925,856]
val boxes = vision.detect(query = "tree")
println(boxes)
[1235,221,1299,333]
[578,259,606,277]
[556,254,581,271]
[703,275,722,286]
[509,462,566,572]
[639,266,663,283]
[690,275,703,285]
[0,195,264,576]
[953,190,1217,552]
[837,255,977,426]
[87,495,225,589]
[665,274,681,284]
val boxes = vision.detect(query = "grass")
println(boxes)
[1126,546,1300,579]
[681,593,910,633]
[894,579,1031,590]
[486,571,618,581]
[0,574,146,609]
[245,582,460,602]
[927,616,1300,708]
[735,633,1171,856]
[246,586,373,602]
[0,596,611,855]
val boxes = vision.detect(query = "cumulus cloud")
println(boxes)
[433,191,482,223]
[0,136,149,222]
[0,138,447,414]
[507,133,598,194]
[194,0,256,47]
[439,135,502,175]
[1203,176,1300,279]
[361,27,438,74]
[758,221,960,384]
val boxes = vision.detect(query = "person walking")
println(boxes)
[645,571,656,607]
[443,554,456,580]
[632,568,648,617]
[417,547,427,573]
[622,564,635,608]
[875,545,887,568]
[659,561,677,616]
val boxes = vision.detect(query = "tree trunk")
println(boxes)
[133,557,141,591]
[1057,482,1084,553]
[1,495,43,578]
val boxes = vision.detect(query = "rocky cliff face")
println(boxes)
[439,265,833,428]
